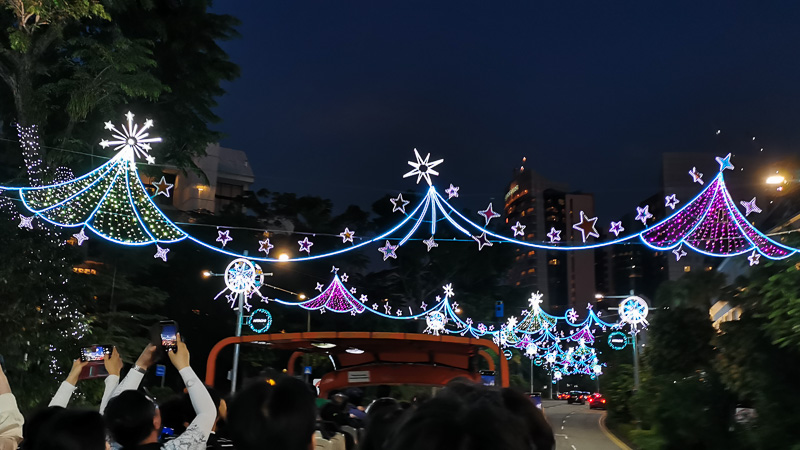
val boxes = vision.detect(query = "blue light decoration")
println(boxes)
[0,112,793,267]
[608,331,628,350]
[248,309,273,333]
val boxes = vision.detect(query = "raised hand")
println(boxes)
[104,347,123,377]
[66,359,89,386]
[167,333,190,371]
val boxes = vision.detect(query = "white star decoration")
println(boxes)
[216,230,232,247]
[403,148,444,186]
[511,221,526,237]
[672,246,687,261]
[445,184,460,199]
[748,250,760,266]
[315,283,324,292]
[298,237,313,254]
[609,221,624,237]
[572,211,599,243]
[350,287,357,294]
[341,273,349,282]
[665,194,679,210]
[372,304,378,310]
[740,197,762,217]
[390,194,410,213]
[384,304,392,314]
[378,241,398,260]
[716,153,734,172]
[689,167,704,184]
[154,245,169,262]
[547,227,561,243]
[360,294,368,302]
[100,112,162,163]
[258,238,274,255]
[635,205,653,225]
[73,229,89,245]
[339,228,355,243]
[529,292,544,310]
[423,236,438,251]
[331,266,340,273]
[421,302,428,310]
[18,215,33,229]
[472,232,493,250]
[478,203,501,225]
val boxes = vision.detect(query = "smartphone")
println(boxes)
[79,345,113,362]
[0,354,6,374]
[159,320,179,353]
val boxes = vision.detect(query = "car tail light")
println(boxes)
[602,399,606,403]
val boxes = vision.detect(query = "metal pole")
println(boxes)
[550,372,553,400]
[530,358,533,394]
[231,291,244,394]
[632,332,640,392]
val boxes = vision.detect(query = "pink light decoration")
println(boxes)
[299,275,366,314]
[569,326,595,345]
[641,174,794,258]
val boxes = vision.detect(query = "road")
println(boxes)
[542,400,628,450]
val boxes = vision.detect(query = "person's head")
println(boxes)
[362,398,405,450]
[104,391,160,447]
[387,382,553,450]
[33,409,108,450]
[22,406,64,450]
[228,377,316,450]
[500,388,555,450]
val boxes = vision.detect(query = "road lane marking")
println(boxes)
[571,445,577,450]
[598,413,633,450]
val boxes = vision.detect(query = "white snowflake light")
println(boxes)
[100,112,162,164]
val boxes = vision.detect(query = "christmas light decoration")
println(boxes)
[572,211,599,243]
[635,205,653,225]
[378,240,398,260]
[152,176,173,197]
[547,227,561,243]
[18,215,34,229]
[100,112,162,164]
[339,228,355,243]
[404,148,443,186]
[478,203,501,225]
[154,245,169,262]
[672,246,687,261]
[609,221,624,237]
[315,283,324,291]
[258,239,274,255]
[715,153,734,172]
[471,232,493,250]
[511,221,526,237]
[216,230,233,247]
[443,283,455,297]
[390,193,410,213]
[297,275,365,314]
[748,250,760,266]
[618,296,649,331]
[689,167,704,184]
[248,309,273,333]
[73,229,89,245]
[298,237,314,254]
[445,184,459,199]
[740,197,762,216]
[423,236,438,251]
[665,194,679,210]
[607,331,628,350]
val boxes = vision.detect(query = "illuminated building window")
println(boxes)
[684,266,691,272]
[72,267,97,275]
[527,268,536,274]
[548,259,559,266]
[527,250,535,257]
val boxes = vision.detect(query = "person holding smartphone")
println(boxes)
[105,333,216,450]
[49,347,124,411]
[0,358,24,450]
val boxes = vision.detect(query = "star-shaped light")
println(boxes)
[216,230,233,247]
[390,194,410,213]
[423,236,438,251]
[378,240,398,260]
[689,167,704,185]
[672,246,687,261]
[320,308,326,314]
[740,197,762,217]
[572,211,599,243]
[331,266,339,273]
[315,283,324,292]
[396,309,403,317]
[152,176,174,197]
[635,205,653,225]
[100,112,162,162]
[511,221,526,237]
[609,221,624,237]
[341,273,349,282]
[372,304,378,310]
[350,310,357,316]
[443,283,455,297]
[403,148,444,186]
[472,232,493,250]
[435,295,441,301]
[748,250,760,266]
[360,294,368,302]
[420,301,428,310]
[665,194,679,210]
[452,302,459,310]
[547,227,561,243]
[567,309,579,322]
[384,304,392,314]
[18,215,34,230]
[350,287,357,294]
[298,237,313,254]
[154,245,169,262]
[715,153,734,172]
[258,239,274,255]
[507,316,518,328]
[339,228,355,243]
[73,229,89,246]
[445,184,460,199]
[478,203,501,225]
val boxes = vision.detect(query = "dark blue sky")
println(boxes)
[209,1,800,217]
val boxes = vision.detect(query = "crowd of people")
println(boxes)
[0,331,555,450]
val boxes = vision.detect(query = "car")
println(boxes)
[588,394,607,410]
[567,390,585,405]
[556,392,569,400]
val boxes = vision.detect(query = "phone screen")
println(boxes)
[160,323,178,352]
[80,346,110,362]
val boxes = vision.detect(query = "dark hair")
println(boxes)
[387,382,553,450]
[228,377,316,450]
[104,390,158,448]
[22,406,64,450]
[362,398,405,450]
[33,409,107,450]
[500,388,555,450]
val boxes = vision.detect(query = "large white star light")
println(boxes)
[403,148,443,186]
[100,112,162,163]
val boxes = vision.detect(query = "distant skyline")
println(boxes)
[209,1,800,218]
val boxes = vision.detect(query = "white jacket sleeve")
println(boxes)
[0,393,24,450]
[98,375,120,414]
[48,381,77,408]
[163,367,215,450]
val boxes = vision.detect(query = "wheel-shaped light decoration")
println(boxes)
[618,296,649,331]
[425,311,447,336]
[248,309,273,333]
[225,258,257,294]
[607,331,628,350]
[545,352,557,364]
[553,370,563,382]
[592,364,603,375]
[503,349,513,360]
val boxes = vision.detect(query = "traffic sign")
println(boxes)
[155,364,166,377]
[304,366,312,375]
[608,331,628,350]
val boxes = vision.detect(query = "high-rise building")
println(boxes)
[504,159,596,312]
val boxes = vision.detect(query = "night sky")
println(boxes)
[209,1,800,217]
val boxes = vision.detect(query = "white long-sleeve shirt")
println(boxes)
[48,374,120,412]
[108,367,216,450]
[0,393,23,450]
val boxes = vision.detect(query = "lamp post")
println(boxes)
[597,291,651,393]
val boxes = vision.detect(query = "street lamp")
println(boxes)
[766,175,785,185]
